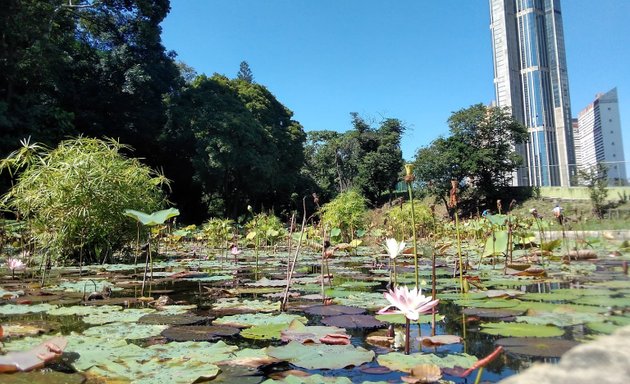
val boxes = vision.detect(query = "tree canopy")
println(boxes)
[414,104,527,211]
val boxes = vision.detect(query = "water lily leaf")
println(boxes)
[452,299,520,309]
[462,307,525,318]
[495,337,579,357]
[82,322,167,340]
[303,304,366,316]
[377,352,477,372]
[438,292,487,301]
[375,313,444,325]
[520,291,581,302]
[138,313,208,325]
[0,303,57,315]
[240,323,291,340]
[480,322,564,337]
[485,289,525,298]
[321,314,384,329]
[281,320,348,344]
[213,313,307,328]
[266,341,375,369]
[47,279,122,293]
[331,292,389,310]
[0,371,85,384]
[82,308,155,325]
[402,364,442,383]
[571,295,630,307]
[48,304,122,317]
[516,312,604,327]
[418,335,462,346]
[0,336,67,372]
[586,321,623,334]
[0,321,58,338]
[212,297,280,312]
[161,325,240,341]
[262,373,354,384]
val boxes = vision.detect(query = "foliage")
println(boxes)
[321,190,367,241]
[1,138,167,263]
[203,218,235,249]
[303,114,405,206]
[236,61,255,83]
[579,163,609,218]
[384,201,433,239]
[163,74,306,219]
[245,212,286,247]
[414,104,527,212]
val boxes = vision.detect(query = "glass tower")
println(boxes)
[489,0,576,186]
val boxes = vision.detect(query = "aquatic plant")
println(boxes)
[404,163,420,288]
[6,257,25,279]
[378,285,439,354]
[383,238,405,286]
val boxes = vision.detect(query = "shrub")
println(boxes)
[1,138,168,263]
[321,190,367,241]
[385,201,433,240]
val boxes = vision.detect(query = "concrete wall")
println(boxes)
[538,186,630,201]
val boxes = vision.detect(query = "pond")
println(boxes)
[1,236,629,384]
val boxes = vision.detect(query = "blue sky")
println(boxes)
[161,0,630,163]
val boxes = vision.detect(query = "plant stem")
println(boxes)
[407,182,419,288]
[405,317,410,355]
[455,209,464,292]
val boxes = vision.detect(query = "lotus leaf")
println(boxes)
[516,312,604,327]
[82,322,167,339]
[182,274,233,282]
[124,207,179,226]
[213,313,307,328]
[482,231,508,257]
[495,337,579,357]
[480,322,564,337]
[304,304,366,316]
[82,308,155,324]
[552,288,612,296]
[512,301,607,314]
[438,292,486,301]
[331,292,389,310]
[213,298,280,312]
[0,303,57,315]
[375,313,444,325]
[280,319,348,344]
[485,289,525,298]
[0,288,23,299]
[321,314,384,329]
[266,341,375,369]
[377,352,477,372]
[609,315,630,326]
[161,325,240,341]
[47,304,122,316]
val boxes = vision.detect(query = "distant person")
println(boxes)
[552,205,564,225]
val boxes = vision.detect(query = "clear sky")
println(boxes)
[161,0,630,164]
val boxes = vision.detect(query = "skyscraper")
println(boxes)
[489,0,576,186]
[576,88,627,185]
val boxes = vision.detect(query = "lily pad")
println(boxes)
[515,312,604,327]
[281,319,349,344]
[138,313,208,325]
[480,322,564,337]
[240,323,292,340]
[462,307,525,318]
[82,308,155,325]
[0,303,57,315]
[262,374,354,384]
[495,337,579,357]
[212,298,280,312]
[0,371,86,384]
[303,304,366,316]
[377,352,477,372]
[571,295,630,307]
[82,322,168,340]
[266,341,375,369]
[47,304,122,317]
[375,313,444,324]
[213,313,307,328]
[452,298,520,309]
[586,321,623,334]
[321,314,384,329]
[161,325,240,341]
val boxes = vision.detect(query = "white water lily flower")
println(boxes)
[377,285,439,321]
[384,238,405,259]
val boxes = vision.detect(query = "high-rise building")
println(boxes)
[489,0,576,186]
[576,88,627,185]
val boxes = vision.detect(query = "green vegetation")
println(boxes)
[321,190,368,242]
[1,138,168,264]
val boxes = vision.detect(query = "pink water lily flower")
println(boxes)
[378,285,439,321]
[7,258,25,271]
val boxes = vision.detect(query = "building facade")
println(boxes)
[489,0,576,186]
[576,88,627,185]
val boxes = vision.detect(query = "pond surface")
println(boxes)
[1,240,629,383]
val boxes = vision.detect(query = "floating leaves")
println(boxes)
[480,322,564,337]
[266,341,375,369]
[495,337,579,357]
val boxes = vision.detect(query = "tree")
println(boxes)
[236,61,254,83]
[579,163,609,218]
[302,114,405,206]
[163,74,306,220]
[1,138,168,264]
[414,104,527,212]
